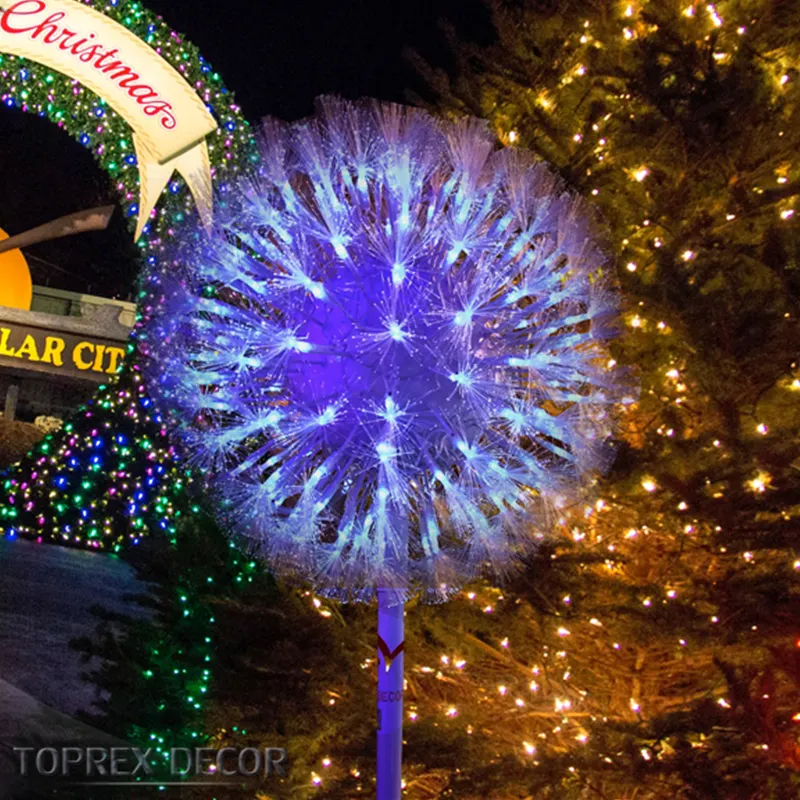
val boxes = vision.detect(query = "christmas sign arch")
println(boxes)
[0,0,253,551]
[0,0,254,250]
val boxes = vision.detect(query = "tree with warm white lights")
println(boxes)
[394,0,800,797]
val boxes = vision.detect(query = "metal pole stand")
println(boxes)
[376,588,404,800]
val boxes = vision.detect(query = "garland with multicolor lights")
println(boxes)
[0,0,262,774]
[0,0,257,549]
[0,0,256,255]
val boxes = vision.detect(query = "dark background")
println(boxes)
[0,0,492,299]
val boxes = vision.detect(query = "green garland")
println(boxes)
[0,0,256,255]
[0,0,261,769]
[0,0,256,550]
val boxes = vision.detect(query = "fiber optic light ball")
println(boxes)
[143,97,629,602]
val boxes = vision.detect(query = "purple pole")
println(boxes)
[377,589,404,800]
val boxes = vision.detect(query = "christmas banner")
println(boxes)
[0,0,217,238]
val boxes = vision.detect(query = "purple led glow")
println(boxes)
[143,98,628,602]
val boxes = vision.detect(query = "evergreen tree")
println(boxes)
[392,1,800,797]
[72,502,387,799]
[19,4,800,798]
[0,367,187,551]
[72,508,237,765]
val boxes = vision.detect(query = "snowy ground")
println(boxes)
[0,538,149,794]
[0,537,150,716]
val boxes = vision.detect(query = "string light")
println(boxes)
[0,0,254,550]
[707,4,723,26]
[1,371,186,548]
[748,472,770,493]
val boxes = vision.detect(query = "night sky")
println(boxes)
[0,0,492,299]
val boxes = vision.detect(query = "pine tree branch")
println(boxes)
[457,629,537,678]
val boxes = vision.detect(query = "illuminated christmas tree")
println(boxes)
[0,365,189,549]
[392,1,800,797]
[9,3,800,798]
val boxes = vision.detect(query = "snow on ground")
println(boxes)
[0,537,150,717]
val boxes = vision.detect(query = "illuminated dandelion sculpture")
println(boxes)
[143,97,628,799]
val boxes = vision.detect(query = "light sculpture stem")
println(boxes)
[376,588,405,800]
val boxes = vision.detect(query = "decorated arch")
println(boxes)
[0,0,254,550]
[0,0,254,251]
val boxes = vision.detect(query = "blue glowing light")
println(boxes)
[144,98,627,602]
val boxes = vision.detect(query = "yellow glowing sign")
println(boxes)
[0,321,126,380]
[0,227,33,311]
